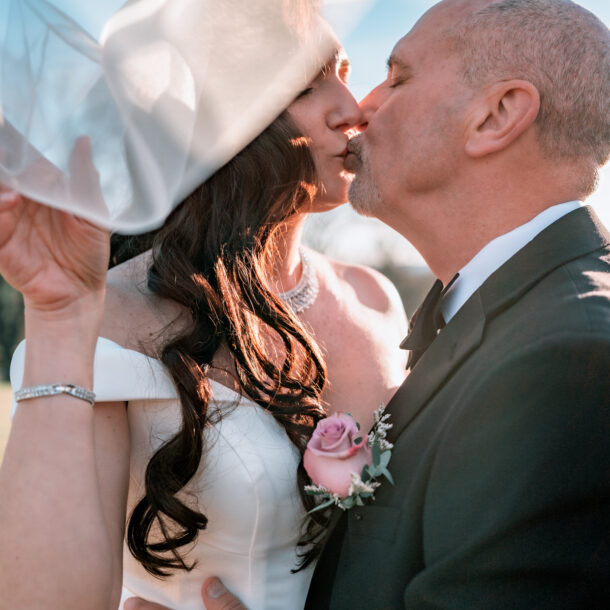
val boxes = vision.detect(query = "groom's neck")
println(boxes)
[380,160,587,286]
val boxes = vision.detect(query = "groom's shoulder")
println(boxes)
[440,249,610,465]
[471,245,610,387]
[564,245,610,317]
[523,244,610,333]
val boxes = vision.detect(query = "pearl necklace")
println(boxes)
[279,248,319,313]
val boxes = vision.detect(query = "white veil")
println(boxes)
[0,0,371,232]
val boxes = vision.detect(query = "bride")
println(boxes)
[0,33,407,610]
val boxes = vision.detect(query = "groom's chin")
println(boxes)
[348,176,383,218]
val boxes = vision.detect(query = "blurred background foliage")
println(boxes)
[0,278,23,382]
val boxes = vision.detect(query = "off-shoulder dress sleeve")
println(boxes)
[9,337,178,416]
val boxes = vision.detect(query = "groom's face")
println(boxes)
[348,2,476,221]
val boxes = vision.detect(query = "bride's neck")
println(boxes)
[268,214,307,294]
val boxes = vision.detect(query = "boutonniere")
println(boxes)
[303,405,394,512]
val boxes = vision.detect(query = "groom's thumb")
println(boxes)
[202,577,247,610]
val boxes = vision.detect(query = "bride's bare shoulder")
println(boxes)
[310,249,408,328]
[101,251,186,354]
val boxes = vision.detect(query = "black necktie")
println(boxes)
[400,278,448,370]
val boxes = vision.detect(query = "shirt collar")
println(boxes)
[440,200,584,323]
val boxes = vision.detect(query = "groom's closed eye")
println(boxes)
[386,56,412,88]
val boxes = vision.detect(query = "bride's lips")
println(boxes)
[335,147,355,173]
[344,138,362,172]
[343,153,358,172]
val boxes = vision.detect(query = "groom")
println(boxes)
[130,0,610,608]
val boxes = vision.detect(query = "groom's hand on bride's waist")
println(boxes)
[124,577,247,610]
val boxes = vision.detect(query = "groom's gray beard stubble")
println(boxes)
[347,135,383,217]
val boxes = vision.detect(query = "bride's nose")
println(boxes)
[327,86,364,133]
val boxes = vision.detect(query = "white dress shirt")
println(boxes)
[440,200,584,323]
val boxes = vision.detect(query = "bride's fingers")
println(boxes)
[68,136,94,177]
[0,180,17,196]
[0,190,21,211]
[68,136,107,215]
[0,193,26,265]
[0,192,20,250]
[201,578,247,610]
[0,190,22,247]
[64,138,110,259]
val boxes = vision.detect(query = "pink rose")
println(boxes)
[304,412,372,498]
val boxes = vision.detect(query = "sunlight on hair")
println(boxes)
[300,180,319,199]
[290,136,314,150]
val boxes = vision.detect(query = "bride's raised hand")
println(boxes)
[0,140,116,610]
[0,137,110,317]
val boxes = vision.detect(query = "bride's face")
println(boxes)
[287,49,362,212]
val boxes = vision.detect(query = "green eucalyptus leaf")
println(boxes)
[342,497,355,509]
[372,441,381,466]
[307,498,335,514]
[380,450,392,468]
[354,437,363,445]
[382,468,395,485]
[367,465,381,478]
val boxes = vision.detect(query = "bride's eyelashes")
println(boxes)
[338,59,351,84]
[296,53,351,101]
[296,87,315,99]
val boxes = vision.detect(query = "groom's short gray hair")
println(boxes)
[447,0,610,169]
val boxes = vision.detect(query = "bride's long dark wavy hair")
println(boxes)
[111,112,329,576]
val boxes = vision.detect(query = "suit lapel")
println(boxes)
[387,291,485,440]
[387,206,610,443]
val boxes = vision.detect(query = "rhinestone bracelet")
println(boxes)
[14,383,96,406]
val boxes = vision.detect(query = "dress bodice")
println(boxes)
[10,338,313,610]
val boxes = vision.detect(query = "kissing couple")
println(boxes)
[0,0,609,609]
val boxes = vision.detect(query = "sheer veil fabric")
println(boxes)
[0,0,370,232]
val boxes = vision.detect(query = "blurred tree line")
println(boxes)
[0,278,24,382]
[376,261,433,319]
[302,206,435,319]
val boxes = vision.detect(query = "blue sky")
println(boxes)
[343,0,609,100]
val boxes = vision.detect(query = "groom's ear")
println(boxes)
[464,80,540,158]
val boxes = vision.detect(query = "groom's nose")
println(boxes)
[357,82,388,131]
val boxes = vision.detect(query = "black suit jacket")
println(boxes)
[306,206,610,609]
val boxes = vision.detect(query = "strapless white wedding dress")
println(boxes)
[10,338,313,610]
